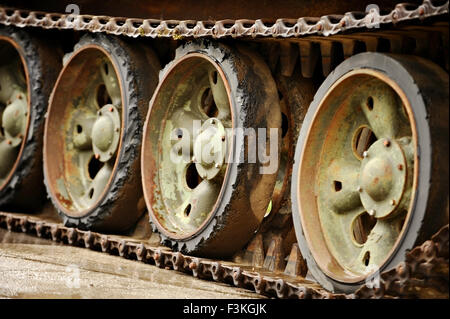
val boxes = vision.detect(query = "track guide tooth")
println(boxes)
[239,233,265,268]
[318,40,343,77]
[263,235,285,272]
[284,243,307,277]
[279,42,298,77]
[298,41,319,78]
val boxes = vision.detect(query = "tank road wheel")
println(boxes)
[44,34,160,232]
[142,41,281,257]
[0,27,60,211]
[292,53,449,293]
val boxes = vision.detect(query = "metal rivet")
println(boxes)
[6,140,12,145]
[398,164,403,171]
[368,209,376,216]
[95,153,100,159]
[390,199,396,206]
[192,156,196,163]
[17,94,22,100]
[221,136,226,142]
[215,163,220,169]
[363,151,369,158]
[109,107,114,112]
[383,139,391,147]
[357,186,363,193]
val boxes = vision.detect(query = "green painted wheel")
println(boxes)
[142,41,281,257]
[292,53,449,292]
[44,34,159,231]
[0,27,60,211]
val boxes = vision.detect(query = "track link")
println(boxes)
[0,210,448,298]
[0,1,448,39]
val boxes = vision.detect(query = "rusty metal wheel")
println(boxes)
[142,40,281,257]
[0,27,60,211]
[44,34,160,232]
[292,53,449,293]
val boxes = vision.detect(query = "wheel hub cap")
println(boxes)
[92,104,120,162]
[359,139,406,218]
[193,118,227,180]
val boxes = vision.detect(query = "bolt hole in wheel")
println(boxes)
[0,37,28,190]
[353,126,377,160]
[292,53,449,292]
[44,34,159,231]
[352,212,377,245]
[185,162,202,189]
[200,87,219,118]
[366,96,374,111]
[142,42,280,256]
[96,84,112,107]
[88,155,103,180]
[333,181,342,192]
[363,251,371,267]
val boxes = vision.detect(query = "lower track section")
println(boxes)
[1,207,447,298]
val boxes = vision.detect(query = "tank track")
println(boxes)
[0,1,448,39]
[0,1,448,298]
[0,210,447,299]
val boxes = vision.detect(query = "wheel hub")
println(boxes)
[92,104,121,162]
[359,139,406,218]
[193,118,227,180]
[0,57,28,186]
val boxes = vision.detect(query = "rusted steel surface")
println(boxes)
[0,1,447,39]
[0,209,447,298]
